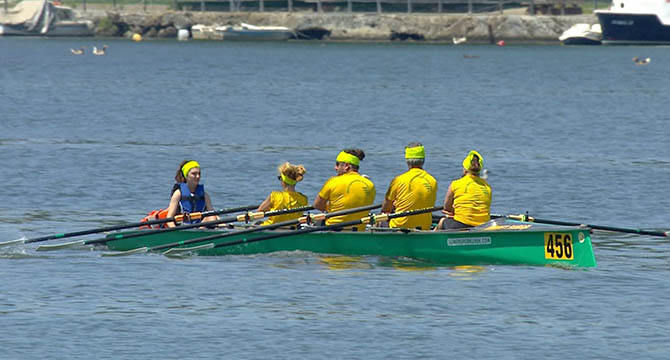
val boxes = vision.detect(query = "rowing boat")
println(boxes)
[103,218,597,267]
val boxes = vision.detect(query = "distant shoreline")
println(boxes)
[78,10,598,42]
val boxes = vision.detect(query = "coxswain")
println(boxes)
[436,150,492,230]
[381,143,437,230]
[165,160,218,227]
[314,149,376,231]
[257,162,308,226]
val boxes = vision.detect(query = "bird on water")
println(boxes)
[633,56,651,65]
[92,45,109,56]
[70,47,85,55]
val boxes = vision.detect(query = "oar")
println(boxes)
[37,205,315,252]
[0,204,259,248]
[166,206,442,256]
[432,213,505,223]
[106,203,382,257]
[508,214,670,237]
[161,203,384,255]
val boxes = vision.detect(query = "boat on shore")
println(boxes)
[190,23,294,41]
[214,23,294,41]
[0,0,93,36]
[191,24,221,40]
[559,23,602,45]
[595,0,670,45]
[102,218,597,268]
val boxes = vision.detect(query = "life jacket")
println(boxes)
[139,208,169,229]
[139,184,206,228]
[178,183,206,224]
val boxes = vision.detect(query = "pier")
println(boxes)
[82,9,598,42]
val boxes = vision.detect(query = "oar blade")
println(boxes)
[35,240,85,251]
[0,238,26,248]
[100,247,149,257]
[162,243,214,256]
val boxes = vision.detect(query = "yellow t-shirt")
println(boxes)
[451,174,491,226]
[318,172,376,231]
[261,190,308,226]
[385,168,438,230]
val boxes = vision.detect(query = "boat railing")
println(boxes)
[2,0,604,16]
[171,0,605,15]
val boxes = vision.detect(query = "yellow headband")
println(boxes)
[462,151,483,173]
[280,173,297,185]
[405,145,425,159]
[181,160,200,178]
[336,151,360,166]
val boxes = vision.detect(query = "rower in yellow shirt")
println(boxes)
[436,150,492,230]
[314,148,376,231]
[257,162,308,226]
[382,143,437,230]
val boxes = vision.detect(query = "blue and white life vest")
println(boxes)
[178,183,206,224]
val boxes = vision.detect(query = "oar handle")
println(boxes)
[212,206,441,249]
[150,204,382,251]
[146,204,258,227]
[510,214,670,237]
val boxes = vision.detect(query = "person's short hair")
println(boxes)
[406,158,425,167]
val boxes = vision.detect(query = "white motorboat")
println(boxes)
[559,23,602,45]
[214,23,294,41]
[191,24,222,40]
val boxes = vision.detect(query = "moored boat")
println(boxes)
[595,0,670,45]
[103,218,597,268]
[190,24,222,40]
[559,23,602,45]
[214,23,294,41]
[0,0,93,36]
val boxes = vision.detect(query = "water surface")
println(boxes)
[1,38,669,359]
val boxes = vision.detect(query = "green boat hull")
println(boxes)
[104,223,597,267]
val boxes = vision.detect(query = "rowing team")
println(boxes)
[143,143,492,231]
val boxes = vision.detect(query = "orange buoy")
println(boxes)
[497,40,506,46]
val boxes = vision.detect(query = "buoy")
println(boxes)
[177,29,189,41]
[132,33,143,42]
[496,40,505,46]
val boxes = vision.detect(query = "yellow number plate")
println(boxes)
[544,233,574,260]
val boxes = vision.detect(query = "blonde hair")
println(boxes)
[278,162,306,183]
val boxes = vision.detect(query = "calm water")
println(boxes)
[1,38,669,359]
